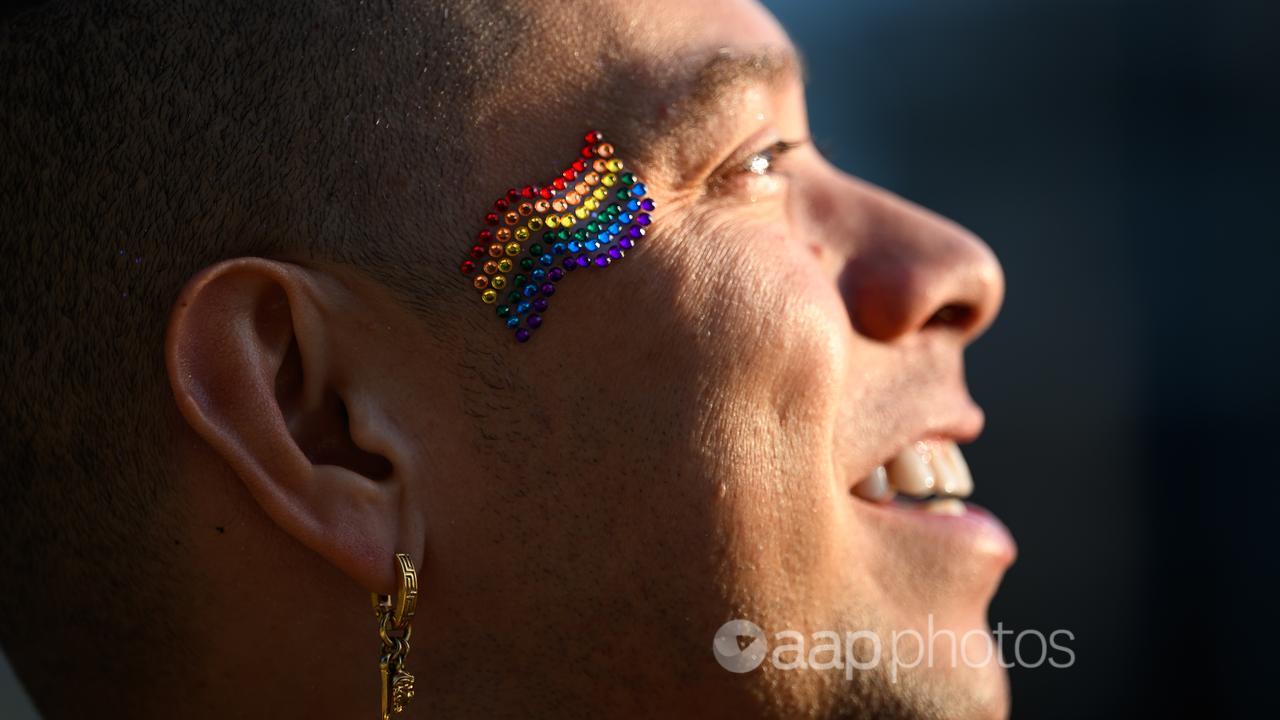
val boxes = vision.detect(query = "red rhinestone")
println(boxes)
[477,229,493,242]
[484,213,499,226]
[469,245,486,259]
[585,130,603,144]
[552,177,567,191]
[494,198,510,211]
[539,186,553,199]
[460,260,476,275]
[506,188,520,202]
[580,145,594,158]
[572,159,587,172]
[520,185,534,199]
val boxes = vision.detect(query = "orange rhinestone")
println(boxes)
[551,199,568,213]
[504,211,519,225]
[592,158,608,173]
[488,243,504,258]
[496,227,512,241]
[483,260,499,275]
[518,202,534,216]
[594,143,614,158]
[534,199,551,213]
[574,182,589,195]
[473,275,490,290]
[585,172,600,185]
[565,191,581,205]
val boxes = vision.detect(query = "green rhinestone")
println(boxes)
[572,229,586,241]
[529,243,544,255]
[513,274,526,286]
[496,304,510,318]
[620,172,635,185]
[557,229,571,241]
[519,257,535,270]
[615,188,630,201]
[507,291,521,304]
[586,222,600,234]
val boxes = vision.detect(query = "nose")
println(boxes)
[833,179,1004,344]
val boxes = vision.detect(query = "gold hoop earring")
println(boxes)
[372,553,418,719]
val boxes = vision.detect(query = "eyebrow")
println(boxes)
[657,46,806,138]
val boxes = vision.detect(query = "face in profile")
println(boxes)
[360,0,1012,716]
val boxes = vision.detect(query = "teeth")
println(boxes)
[934,441,974,498]
[852,464,894,503]
[881,440,975,499]
[886,441,937,497]
[924,498,966,516]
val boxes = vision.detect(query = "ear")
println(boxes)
[165,258,422,593]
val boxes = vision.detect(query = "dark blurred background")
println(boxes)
[2,0,1277,718]
[759,0,1280,717]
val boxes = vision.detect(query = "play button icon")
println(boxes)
[713,619,768,673]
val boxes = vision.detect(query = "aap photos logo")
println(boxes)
[712,619,768,673]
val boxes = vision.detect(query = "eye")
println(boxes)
[741,139,807,177]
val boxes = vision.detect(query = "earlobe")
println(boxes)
[165,258,419,593]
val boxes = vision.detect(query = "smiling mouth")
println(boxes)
[851,439,975,516]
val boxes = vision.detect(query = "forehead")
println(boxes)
[462,0,794,177]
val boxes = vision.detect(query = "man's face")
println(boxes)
[412,0,1011,716]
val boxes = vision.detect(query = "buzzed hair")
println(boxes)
[0,0,513,712]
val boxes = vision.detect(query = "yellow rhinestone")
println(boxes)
[565,214,579,226]
[497,258,513,273]
[592,187,608,201]
[504,242,521,256]
[491,275,507,289]
[574,206,589,220]
[601,173,617,187]
[515,227,530,241]
[583,197,600,211]
[606,158,623,172]
[546,215,560,229]
[481,289,497,304]
[528,217,544,231]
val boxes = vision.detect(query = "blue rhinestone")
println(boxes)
[539,254,553,266]
[596,232,610,244]
[584,241,599,251]
[567,241,581,252]
[631,183,647,196]
[618,212,632,224]
[506,316,521,328]
[626,199,640,212]
[522,283,538,298]
[531,269,547,282]
[552,242,567,255]
[606,223,620,235]
[516,300,532,314]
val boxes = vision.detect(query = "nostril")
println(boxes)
[925,303,975,331]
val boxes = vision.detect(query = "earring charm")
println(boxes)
[372,553,418,719]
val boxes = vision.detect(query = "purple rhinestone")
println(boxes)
[619,238,633,249]
[533,298,549,311]
[628,225,645,239]
[635,213,651,226]
[514,328,531,343]
[576,255,591,268]
[526,313,542,329]
[548,267,565,282]
[594,254,610,267]
[541,283,555,296]
[563,257,577,271]
[640,198,655,211]
[608,247,623,260]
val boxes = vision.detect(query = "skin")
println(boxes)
[160,0,1010,717]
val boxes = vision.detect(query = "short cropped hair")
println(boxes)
[0,0,512,711]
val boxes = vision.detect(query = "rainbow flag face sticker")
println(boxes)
[459,130,655,343]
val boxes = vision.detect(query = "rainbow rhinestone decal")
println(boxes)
[460,130,655,343]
